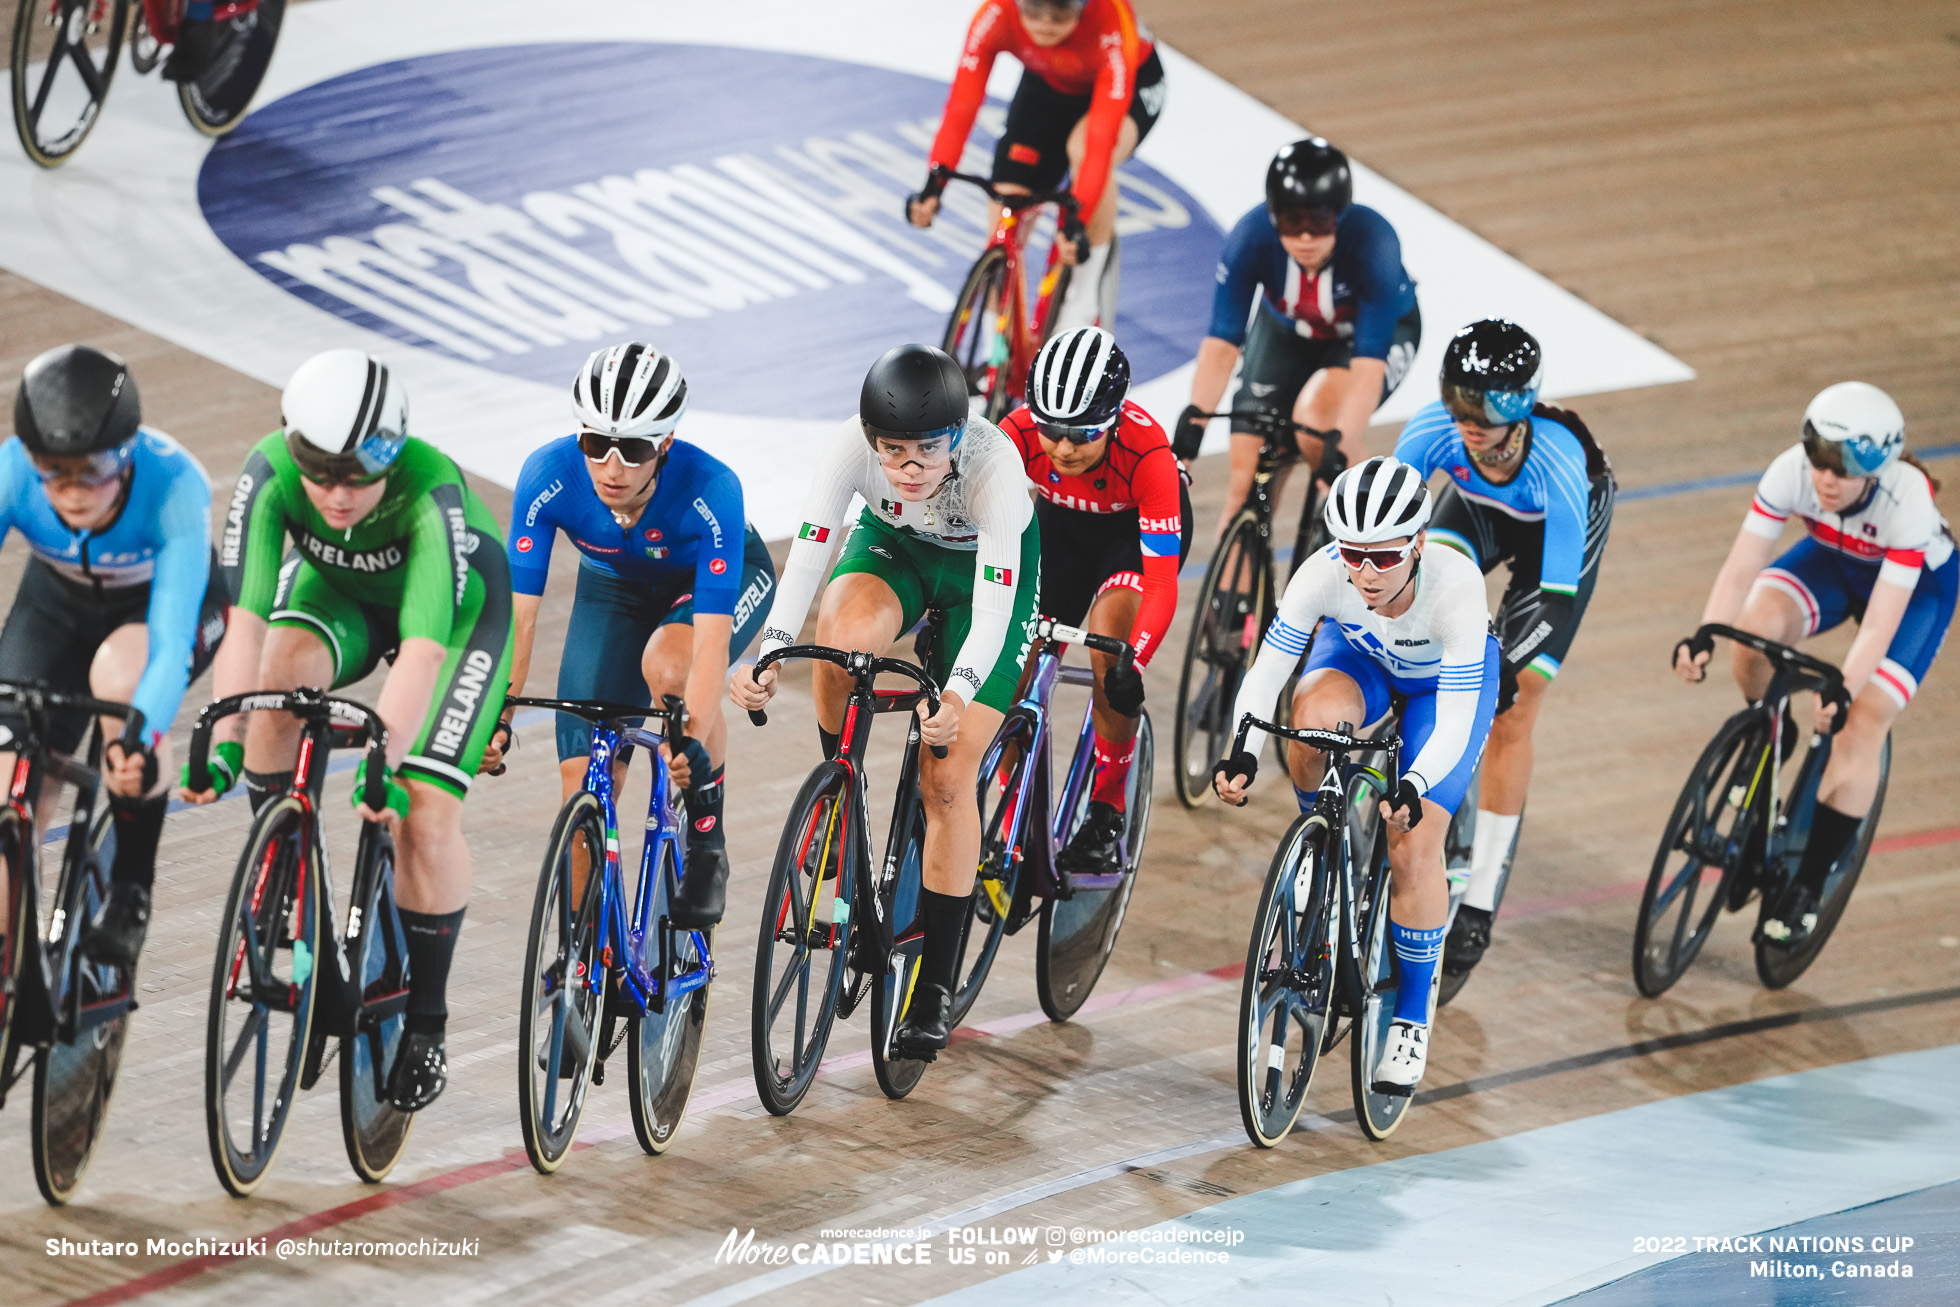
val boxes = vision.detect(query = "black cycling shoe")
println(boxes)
[162,18,225,83]
[1442,904,1492,978]
[670,843,729,929]
[1055,801,1125,897]
[893,981,953,1061]
[85,882,151,969]
[1762,883,1820,945]
[386,1030,448,1112]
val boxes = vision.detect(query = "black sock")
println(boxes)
[917,887,969,995]
[108,793,169,890]
[818,727,840,760]
[684,764,726,850]
[1796,804,1862,894]
[243,769,293,817]
[399,907,465,1034]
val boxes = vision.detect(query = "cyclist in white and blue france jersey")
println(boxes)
[1393,320,1614,981]
[0,346,227,968]
[1214,457,1499,1095]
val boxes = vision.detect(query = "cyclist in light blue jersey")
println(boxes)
[1393,320,1614,981]
[0,346,227,967]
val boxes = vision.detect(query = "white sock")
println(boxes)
[1463,810,1520,912]
[1057,239,1114,330]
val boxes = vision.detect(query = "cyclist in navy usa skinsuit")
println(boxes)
[484,344,775,928]
[0,346,227,968]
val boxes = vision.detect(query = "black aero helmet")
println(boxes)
[15,344,141,458]
[1265,138,1352,220]
[1440,319,1544,426]
[859,343,970,444]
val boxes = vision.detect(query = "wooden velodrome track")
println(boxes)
[3,1,1958,1302]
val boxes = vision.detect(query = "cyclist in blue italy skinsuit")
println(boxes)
[0,345,226,967]
[484,343,774,928]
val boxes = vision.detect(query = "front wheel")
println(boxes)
[516,791,605,1174]
[942,245,1013,422]
[1347,779,1412,1141]
[10,0,131,167]
[628,838,711,1155]
[339,826,413,1183]
[175,0,283,136]
[1173,511,1268,808]
[1038,712,1152,1021]
[1237,813,1338,1148]
[951,712,1036,1026]
[1755,735,1890,989]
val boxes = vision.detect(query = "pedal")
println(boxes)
[890,1043,938,1064]
[1369,1079,1415,1098]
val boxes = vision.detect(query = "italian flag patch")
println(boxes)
[983,565,1013,585]
[798,523,830,543]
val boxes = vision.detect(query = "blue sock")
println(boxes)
[1293,785,1314,815]
[1390,921,1446,1024]
[186,1,214,18]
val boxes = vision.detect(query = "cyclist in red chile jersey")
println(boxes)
[480,343,775,928]
[1675,382,1954,943]
[184,349,514,1112]
[909,0,1166,333]
[1172,139,1421,536]
[999,327,1189,880]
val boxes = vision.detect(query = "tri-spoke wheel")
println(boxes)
[10,0,131,167]
[1173,512,1268,807]
[174,0,283,136]
[628,838,711,1155]
[1633,713,1763,997]
[204,795,321,1197]
[1755,736,1890,989]
[517,791,604,1174]
[751,764,855,1115]
[869,808,927,1101]
[340,826,412,1183]
[942,246,1012,422]
[1236,813,1338,1148]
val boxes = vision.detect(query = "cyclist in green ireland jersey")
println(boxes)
[182,349,514,1112]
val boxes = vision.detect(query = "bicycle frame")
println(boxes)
[936,170,1079,411]
[139,0,259,45]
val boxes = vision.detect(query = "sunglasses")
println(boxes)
[34,446,131,488]
[578,431,663,467]
[1034,417,1115,446]
[1274,208,1339,238]
[1336,541,1416,571]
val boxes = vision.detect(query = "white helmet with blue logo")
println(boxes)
[282,349,409,484]
[1801,381,1904,478]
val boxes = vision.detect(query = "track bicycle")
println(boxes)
[958,618,1152,1024]
[1227,710,1420,1148]
[746,641,947,1113]
[0,684,142,1205]
[10,0,285,167]
[925,166,1081,422]
[188,687,412,1196]
[1634,624,1888,996]
[1173,411,1346,807]
[509,694,711,1173]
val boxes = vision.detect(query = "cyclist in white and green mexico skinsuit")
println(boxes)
[733,344,1038,1060]
[183,350,514,1114]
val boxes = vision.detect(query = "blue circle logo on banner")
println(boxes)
[199,43,1221,420]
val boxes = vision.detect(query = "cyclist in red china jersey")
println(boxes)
[910,0,1166,333]
[999,328,1190,877]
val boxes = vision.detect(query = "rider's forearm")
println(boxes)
[1700,525,1782,627]
[686,614,732,762]
[1188,338,1241,417]
[207,607,268,745]
[505,592,542,710]
[377,637,446,771]
[1839,575,1913,698]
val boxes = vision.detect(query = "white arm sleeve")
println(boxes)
[1229,554,1344,763]
[756,421,866,659]
[1403,590,1492,797]
[945,433,1034,705]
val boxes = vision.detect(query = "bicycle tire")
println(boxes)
[31,806,125,1205]
[175,0,282,137]
[751,763,855,1115]
[628,837,710,1155]
[339,824,413,1183]
[951,711,1036,1026]
[516,791,605,1173]
[1633,711,1764,998]
[204,795,321,1197]
[125,2,153,72]
[1755,735,1890,989]
[10,0,130,168]
[1237,811,1338,1148]
[870,805,927,1100]
[1173,511,1266,808]
[942,245,1012,422]
[0,809,28,1084]
[1347,776,1413,1140]
[1037,711,1153,1021]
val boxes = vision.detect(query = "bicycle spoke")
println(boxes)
[66,34,106,100]
[765,943,810,1031]
[222,1004,267,1090]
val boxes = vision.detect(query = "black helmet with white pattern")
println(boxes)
[572,342,688,439]
[1026,327,1130,437]
[281,348,409,485]
[1323,456,1432,545]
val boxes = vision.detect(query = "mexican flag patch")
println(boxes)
[880,498,903,517]
[983,565,1013,585]
[798,523,830,543]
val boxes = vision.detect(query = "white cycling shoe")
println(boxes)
[1371,1019,1429,1097]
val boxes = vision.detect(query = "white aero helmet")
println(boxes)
[1801,381,1904,478]
[573,342,688,438]
[1323,456,1432,545]
[281,349,409,483]
[1026,326,1129,435]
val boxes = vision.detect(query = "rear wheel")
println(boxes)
[175,0,283,136]
[10,0,131,168]
[1756,736,1890,989]
[629,837,711,1154]
[942,246,1013,422]
[32,806,126,1205]
[517,792,604,1173]
[751,764,855,1115]
[870,807,928,1100]
[204,796,321,1197]
[1633,712,1764,997]
[1237,813,1338,1148]
[339,826,413,1183]
[1173,512,1268,807]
